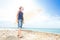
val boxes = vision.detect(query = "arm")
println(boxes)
[22,17,24,23]
[16,11,19,23]
[22,13,24,23]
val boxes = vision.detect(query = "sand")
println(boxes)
[0,30,60,40]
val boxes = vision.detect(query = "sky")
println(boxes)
[35,0,60,16]
[0,0,60,28]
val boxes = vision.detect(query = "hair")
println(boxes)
[19,6,23,9]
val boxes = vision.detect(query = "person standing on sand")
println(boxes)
[16,6,24,38]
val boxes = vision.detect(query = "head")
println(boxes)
[19,6,24,12]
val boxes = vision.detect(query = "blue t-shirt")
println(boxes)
[18,11,23,20]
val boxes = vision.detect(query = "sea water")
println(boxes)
[0,21,60,34]
[22,28,60,34]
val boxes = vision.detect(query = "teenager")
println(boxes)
[16,6,24,38]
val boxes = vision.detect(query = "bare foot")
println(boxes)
[17,35,23,38]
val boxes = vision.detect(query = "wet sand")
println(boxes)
[0,30,60,40]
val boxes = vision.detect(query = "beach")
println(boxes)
[0,30,60,40]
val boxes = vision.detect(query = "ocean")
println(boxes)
[0,21,60,34]
[0,27,60,34]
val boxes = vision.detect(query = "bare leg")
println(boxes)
[18,28,21,37]
[18,28,23,38]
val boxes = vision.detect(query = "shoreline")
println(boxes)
[0,29,60,34]
[0,30,60,40]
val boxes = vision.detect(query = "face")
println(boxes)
[19,7,24,12]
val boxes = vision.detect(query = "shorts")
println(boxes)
[18,19,23,28]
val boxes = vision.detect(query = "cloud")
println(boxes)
[23,10,60,28]
[0,0,60,28]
